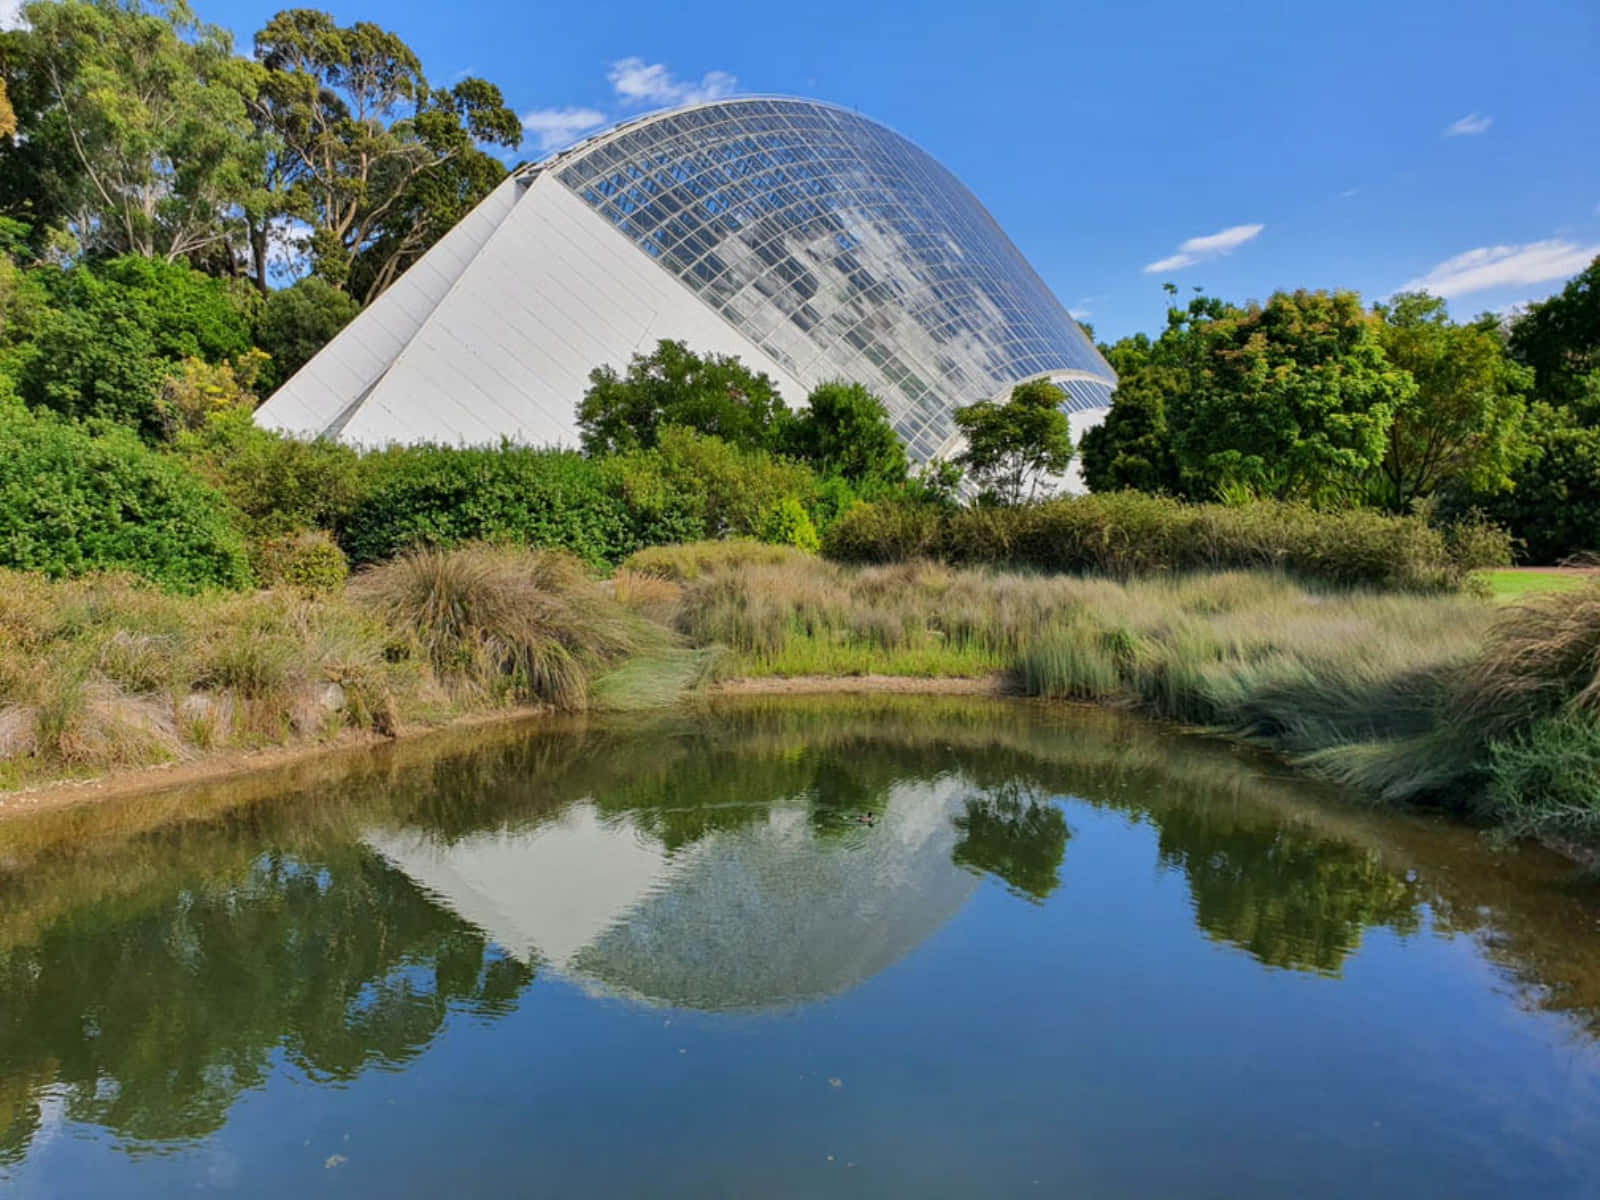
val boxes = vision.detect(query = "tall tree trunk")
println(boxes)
[250,219,269,295]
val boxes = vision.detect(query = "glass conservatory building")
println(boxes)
[254,97,1117,473]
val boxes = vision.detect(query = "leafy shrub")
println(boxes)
[757,496,821,553]
[832,493,1507,591]
[253,531,348,595]
[822,500,944,564]
[157,353,267,434]
[609,426,818,541]
[175,408,362,538]
[0,403,251,591]
[19,256,253,440]
[340,443,636,566]
[254,277,360,392]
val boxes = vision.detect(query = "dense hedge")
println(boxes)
[340,444,638,566]
[824,492,1510,591]
[0,404,251,591]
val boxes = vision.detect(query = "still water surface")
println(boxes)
[3,698,1600,1197]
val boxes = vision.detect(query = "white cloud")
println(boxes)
[1397,239,1600,299]
[1338,187,1359,199]
[1444,112,1492,137]
[520,107,608,153]
[0,0,26,29]
[1142,223,1264,274]
[607,57,738,107]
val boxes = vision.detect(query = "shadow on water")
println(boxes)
[1,695,1598,1167]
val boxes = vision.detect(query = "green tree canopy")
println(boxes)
[248,8,519,298]
[1078,364,1183,494]
[0,0,261,263]
[1510,254,1600,410]
[953,378,1074,505]
[577,339,790,457]
[1371,292,1529,512]
[1458,393,1600,563]
[253,274,359,391]
[779,380,907,489]
[1166,290,1410,503]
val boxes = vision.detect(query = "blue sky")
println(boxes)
[31,0,1600,341]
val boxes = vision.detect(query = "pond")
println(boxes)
[3,697,1600,1197]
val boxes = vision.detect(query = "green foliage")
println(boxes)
[339,443,636,567]
[1456,400,1600,562]
[253,277,359,391]
[756,495,821,553]
[821,500,945,564]
[252,530,348,595]
[779,380,907,489]
[1510,254,1600,411]
[156,352,267,434]
[1079,365,1182,494]
[249,9,520,298]
[953,379,1074,505]
[174,407,362,538]
[1371,293,1529,512]
[606,426,819,543]
[18,256,252,439]
[1483,715,1600,841]
[578,340,789,456]
[828,493,1507,591]
[0,0,261,261]
[1168,291,1409,503]
[0,402,250,591]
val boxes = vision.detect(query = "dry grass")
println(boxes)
[1451,584,1600,738]
[0,545,663,786]
[349,545,662,711]
[668,550,1600,839]
[620,539,815,581]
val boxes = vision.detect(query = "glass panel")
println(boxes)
[554,99,1114,462]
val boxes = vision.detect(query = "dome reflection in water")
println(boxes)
[2,697,1599,1198]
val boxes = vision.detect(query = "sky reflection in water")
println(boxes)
[2,697,1599,1197]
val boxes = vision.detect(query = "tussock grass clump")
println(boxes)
[1451,584,1600,738]
[351,545,658,710]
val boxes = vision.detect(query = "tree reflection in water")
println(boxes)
[1,696,1595,1169]
[952,782,1071,901]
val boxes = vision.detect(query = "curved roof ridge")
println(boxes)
[514,95,916,182]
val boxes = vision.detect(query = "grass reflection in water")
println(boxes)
[0,696,1596,1170]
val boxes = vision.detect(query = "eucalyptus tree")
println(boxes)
[248,9,521,299]
[0,0,261,263]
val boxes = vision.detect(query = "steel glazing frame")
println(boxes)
[543,98,1115,462]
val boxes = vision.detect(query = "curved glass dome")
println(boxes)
[542,98,1115,460]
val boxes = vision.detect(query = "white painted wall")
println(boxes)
[260,173,809,449]
[254,174,525,439]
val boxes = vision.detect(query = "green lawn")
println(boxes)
[1478,569,1588,601]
